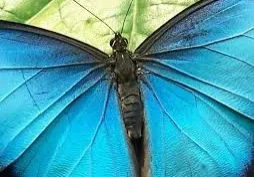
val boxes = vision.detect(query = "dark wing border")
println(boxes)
[134,0,215,55]
[0,20,109,61]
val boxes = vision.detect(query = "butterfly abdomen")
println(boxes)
[120,87,143,139]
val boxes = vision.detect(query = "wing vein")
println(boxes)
[204,46,254,67]
[142,77,221,171]
[0,62,103,70]
[28,72,107,176]
[103,103,119,176]
[0,69,43,104]
[67,80,113,177]
[194,94,252,141]
[142,62,254,104]
[243,34,254,40]
[200,1,242,24]
[193,94,240,163]
[139,27,254,55]
[0,66,106,157]
[21,70,41,111]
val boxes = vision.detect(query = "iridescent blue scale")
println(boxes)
[0,0,254,176]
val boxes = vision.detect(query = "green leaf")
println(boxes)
[0,0,52,22]
[0,0,199,54]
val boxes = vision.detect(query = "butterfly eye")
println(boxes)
[110,38,116,47]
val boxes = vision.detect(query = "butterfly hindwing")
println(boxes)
[141,75,254,177]
[0,21,136,176]
[135,0,254,176]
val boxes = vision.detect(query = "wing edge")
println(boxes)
[0,20,108,62]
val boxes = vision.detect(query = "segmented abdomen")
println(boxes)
[121,93,143,139]
[117,82,143,139]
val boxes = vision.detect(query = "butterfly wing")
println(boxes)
[135,0,254,176]
[0,21,136,176]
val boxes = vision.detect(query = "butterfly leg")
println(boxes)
[135,63,149,77]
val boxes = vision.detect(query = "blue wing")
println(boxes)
[135,0,254,176]
[0,21,136,176]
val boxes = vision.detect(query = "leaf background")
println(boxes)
[0,0,199,53]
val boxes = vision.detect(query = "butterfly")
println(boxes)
[0,0,254,176]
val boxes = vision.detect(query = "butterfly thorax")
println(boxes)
[110,33,143,140]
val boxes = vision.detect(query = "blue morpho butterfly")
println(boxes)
[0,0,254,176]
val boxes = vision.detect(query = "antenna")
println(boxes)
[72,0,116,34]
[121,0,134,34]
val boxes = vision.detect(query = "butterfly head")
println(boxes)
[110,32,128,52]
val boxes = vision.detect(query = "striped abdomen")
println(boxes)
[118,82,143,139]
